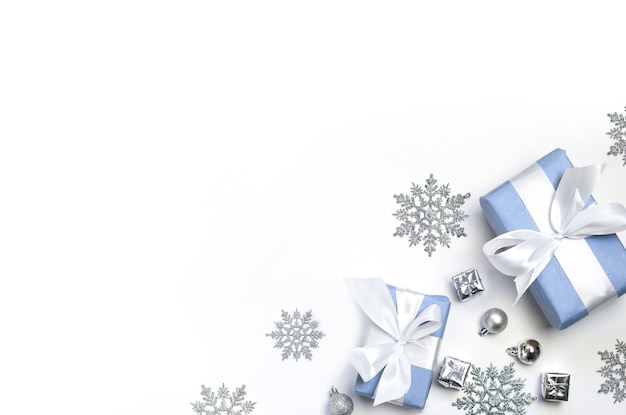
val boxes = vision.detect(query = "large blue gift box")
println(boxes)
[353,284,450,409]
[480,148,626,329]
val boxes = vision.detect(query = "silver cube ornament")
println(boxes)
[452,268,485,302]
[541,372,570,402]
[438,356,471,390]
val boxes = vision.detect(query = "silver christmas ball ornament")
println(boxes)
[328,386,354,415]
[506,339,542,364]
[478,308,508,336]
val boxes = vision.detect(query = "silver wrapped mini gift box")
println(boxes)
[438,356,471,390]
[451,268,485,302]
[541,372,570,402]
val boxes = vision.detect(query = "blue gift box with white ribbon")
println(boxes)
[480,149,626,329]
[345,279,450,409]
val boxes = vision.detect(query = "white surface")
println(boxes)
[2,2,626,414]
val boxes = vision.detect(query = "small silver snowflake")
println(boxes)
[191,384,256,415]
[452,363,536,415]
[266,309,324,361]
[393,174,470,256]
[598,339,626,403]
[606,108,626,165]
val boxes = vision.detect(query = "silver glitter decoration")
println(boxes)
[452,363,536,415]
[266,309,324,361]
[328,386,354,415]
[393,174,470,256]
[598,339,626,403]
[606,107,626,165]
[191,384,256,415]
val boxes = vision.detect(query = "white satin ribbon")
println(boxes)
[345,278,442,406]
[483,164,626,304]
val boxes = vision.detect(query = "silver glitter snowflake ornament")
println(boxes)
[191,384,256,415]
[598,339,626,403]
[266,309,324,361]
[393,174,470,256]
[606,108,626,165]
[452,363,536,415]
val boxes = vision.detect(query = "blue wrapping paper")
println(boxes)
[480,148,626,329]
[354,285,450,409]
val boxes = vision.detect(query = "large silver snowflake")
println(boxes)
[598,339,626,403]
[266,309,324,361]
[393,174,470,256]
[452,363,536,415]
[191,384,256,415]
[606,108,626,165]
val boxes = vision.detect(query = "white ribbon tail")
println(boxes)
[551,164,626,236]
[349,342,399,382]
[483,229,561,303]
[560,203,626,237]
[373,351,410,406]
[550,164,604,229]
[512,256,550,305]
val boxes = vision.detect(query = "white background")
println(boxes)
[2,1,626,414]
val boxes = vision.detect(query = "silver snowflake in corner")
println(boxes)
[598,339,626,403]
[452,363,536,415]
[191,384,256,415]
[266,309,324,361]
[393,174,470,256]
[607,108,626,165]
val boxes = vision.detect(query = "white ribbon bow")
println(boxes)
[483,165,626,304]
[345,278,442,406]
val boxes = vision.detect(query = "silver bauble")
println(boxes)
[478,308,508,336]
[328,386,354,415]
[507,339,542,364]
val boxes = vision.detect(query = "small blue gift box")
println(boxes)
[353,284,451,409]
[480,149,626,329]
